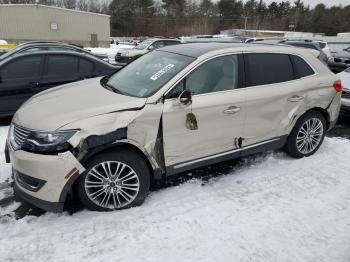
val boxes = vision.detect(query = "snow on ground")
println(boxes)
[1,125,350,262]
[85,44,135,57]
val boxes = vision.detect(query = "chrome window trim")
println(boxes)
[242,51,318,89]
[163,51,318,101]
[164,52,242,100]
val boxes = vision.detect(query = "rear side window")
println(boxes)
[79,58,94,75]
[290,55,314,79]
[47,55,78,76]
[245,53,293,87]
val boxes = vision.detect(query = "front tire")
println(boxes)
[285,110,326,158]
[76,149,151,211]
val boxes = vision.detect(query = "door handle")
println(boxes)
[288,95,303,102]
[223,106,241,114]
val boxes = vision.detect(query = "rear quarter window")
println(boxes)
[290,55,315,79]
[245,53,294,87]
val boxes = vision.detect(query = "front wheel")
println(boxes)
[76,149,151,211]
[285,110,326,158]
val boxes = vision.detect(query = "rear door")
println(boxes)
[162,54,246,173]
[40,54,80,91]
[242,52,314,147]
[0,54,44,116]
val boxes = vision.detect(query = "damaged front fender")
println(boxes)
[61,103,165,177]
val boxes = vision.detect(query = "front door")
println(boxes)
[40,54,80,91]
[162,54,246,174]
[0,55,44,116]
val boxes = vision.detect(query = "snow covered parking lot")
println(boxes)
[1,124,350,262]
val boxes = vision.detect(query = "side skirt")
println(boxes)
[166,136,288,176]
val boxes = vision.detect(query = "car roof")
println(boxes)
[148,38,181,42]
[0,50,113,66]
[159,43,250,57]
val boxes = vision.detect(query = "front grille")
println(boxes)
[12,125,31,149]
[334,58,350,64]
[342,90,350,99]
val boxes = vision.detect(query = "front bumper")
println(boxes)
[8,141,85,212]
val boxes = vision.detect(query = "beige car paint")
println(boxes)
[9,148,85,202]
[163,88,246,166]
[8,44,341,207]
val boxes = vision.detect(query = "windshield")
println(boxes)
[106,51,195,98]
[135,39,154,50]
[0,43,27,61]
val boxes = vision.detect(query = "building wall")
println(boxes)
[0,4,110,47]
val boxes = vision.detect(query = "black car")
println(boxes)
[328,46,350,73]
[0,50,119,117]
[279,40,328,64]
[0,41,109,62]
[115,38,182,66]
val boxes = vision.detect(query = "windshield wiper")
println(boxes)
[102,82,127,95]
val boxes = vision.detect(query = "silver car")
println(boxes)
[5,43,342,212]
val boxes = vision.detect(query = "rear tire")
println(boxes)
[76,149,151,211]
[285,110,326,158]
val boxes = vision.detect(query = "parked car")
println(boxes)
[5,43,341,212]
[337,67,350,115]
[115,38,182,66]
[0,41,110,62]
[279,40,328,64]
[0,50,119,117]
[328,46,350,73]
[315,41,332,58]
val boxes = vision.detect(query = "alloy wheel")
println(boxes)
[296,118,324,155]
[84,161,140,209]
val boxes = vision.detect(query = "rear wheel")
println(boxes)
[285,110,326,158]
[76,149,150,211]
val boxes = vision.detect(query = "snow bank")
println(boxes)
[85,44,134,56]
[1,125,350,261]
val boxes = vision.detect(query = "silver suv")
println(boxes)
[5,43,342,212]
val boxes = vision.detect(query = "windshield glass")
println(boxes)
[0,43,27,61]
[106,51,195,98]
[135,39,154,50]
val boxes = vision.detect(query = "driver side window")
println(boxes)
[166,54,240,99]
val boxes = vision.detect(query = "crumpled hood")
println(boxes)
[13,77,147,131]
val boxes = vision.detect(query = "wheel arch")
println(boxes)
[60,141,160,207]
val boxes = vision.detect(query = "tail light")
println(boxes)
[333,80,342,92]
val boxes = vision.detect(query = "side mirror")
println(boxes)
[148,45,154,51]
[178,90,192,105]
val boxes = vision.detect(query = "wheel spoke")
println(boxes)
[85,161,140,210]
[90,168,108,181]
[296,117,323,155]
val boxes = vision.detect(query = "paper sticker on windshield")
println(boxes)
[150,64,175,81]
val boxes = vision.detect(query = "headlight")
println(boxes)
[23,130,77,153]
